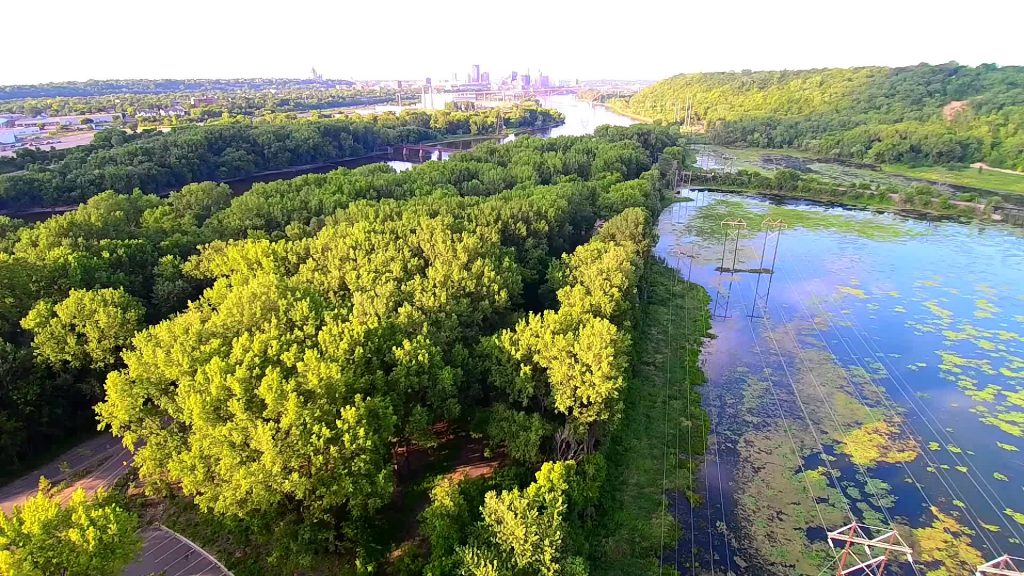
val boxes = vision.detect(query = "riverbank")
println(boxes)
[882,164,1024,196]
[689,184,1013,223]
[685,166,1024,226]
[425,120,565,145]
[694,144,1024,200]
[589,261,710,576]
[601,101,653,123]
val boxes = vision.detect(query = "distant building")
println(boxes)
[0,117,12,129]
[471,64,480,83]
[13,113,120,128]
[0,126,41,144]
[190,96,219,106]
[480,71,490,85]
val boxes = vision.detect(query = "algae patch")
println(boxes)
[839,420,919,467]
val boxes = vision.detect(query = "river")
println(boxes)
[657,190,1024,575]
[8,95,631,223]
[225,95,634,195]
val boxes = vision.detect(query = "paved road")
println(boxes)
[123,525,232,576]
[2,436,232,576]
[0,432,127,514]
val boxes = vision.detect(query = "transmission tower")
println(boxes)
[711,219,746,320]
[977,555,1024,576]
[827,523,914,575]
[719,219,746,272]
[748,218,786,319]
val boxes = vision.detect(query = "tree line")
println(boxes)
[0,105,564,211]
[616,63,1024,170]
[0,78,363,101]
[0,123,687,575]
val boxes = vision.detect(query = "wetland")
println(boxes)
[658,189,1024,575]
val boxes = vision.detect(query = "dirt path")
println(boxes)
[971,162,1024,176]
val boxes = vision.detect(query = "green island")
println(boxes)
[0,104,564,210]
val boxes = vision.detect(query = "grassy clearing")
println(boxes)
[588,261,710,576]
[883,165,1024,195]
[698,145,1024,196]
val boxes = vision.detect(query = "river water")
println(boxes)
[9,95,630,222]
[657,191,1024,575]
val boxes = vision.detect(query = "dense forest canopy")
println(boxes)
[0,105,564,210]
[0,88,412,122]
[0,123,687,574]
[616,63,1024,169]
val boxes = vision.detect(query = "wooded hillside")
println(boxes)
[617,63,1024,170]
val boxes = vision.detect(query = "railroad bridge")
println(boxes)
[390,143,463,161]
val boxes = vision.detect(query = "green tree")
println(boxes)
[460,461,587,576]
[0,486,140,576]
[96,273,397,522]
[21,288,145,371]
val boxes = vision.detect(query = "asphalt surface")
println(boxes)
[123,526,232,576]
[0,432,126,514]
[1,435,232,576]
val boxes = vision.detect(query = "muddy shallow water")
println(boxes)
[657,190,1024,575]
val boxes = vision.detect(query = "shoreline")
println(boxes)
[598,101,653,123]
[683,185,1017,226]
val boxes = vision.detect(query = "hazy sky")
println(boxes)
[4,0,1022,84]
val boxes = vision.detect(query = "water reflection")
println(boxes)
[658,189,1024,575]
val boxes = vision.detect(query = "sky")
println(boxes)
[3,0,1023,85]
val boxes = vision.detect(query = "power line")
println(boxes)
[742,222,921,576]
[773,258,1006,554]
[781,256,1024,546]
